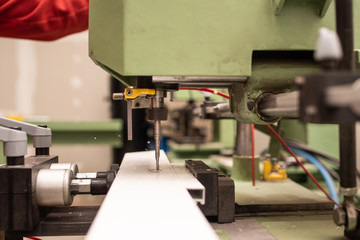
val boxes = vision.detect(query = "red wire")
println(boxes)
[179,88,230,99]
[179,88,340,207]
[265,125,342,208]
[251,124,255,186]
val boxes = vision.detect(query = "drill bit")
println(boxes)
[154,120,161,170]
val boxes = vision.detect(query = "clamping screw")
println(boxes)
[126,90,133,96]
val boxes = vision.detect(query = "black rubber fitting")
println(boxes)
[90,178,108,195]
[6,156,24,166]
[36,147,50,156]
[146,108,168,121]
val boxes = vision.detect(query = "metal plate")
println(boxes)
[86,150,218,240]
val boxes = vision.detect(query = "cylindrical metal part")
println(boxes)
[76,172,97,179]
[36,169,73,206]
[154,120,161,170]
[50,163,79,176]
[214,103,230,113]
[152,76,247,83]
[335,0,355,71]
[154,90,166,108]
[71,179,91,194]
[335,0,357,194]
[127,100,133,141]
[33,135,52,148]
[3,141,27,157]
[339,124,357,189]
[112,93,124,100]
[257,91,299,119]
[234,122,252,156]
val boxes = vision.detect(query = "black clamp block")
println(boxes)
[185,160,235,223]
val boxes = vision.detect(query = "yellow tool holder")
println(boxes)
[124,88,155,100]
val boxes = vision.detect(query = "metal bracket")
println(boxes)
[0,117,52,148]
[124,88,155,100]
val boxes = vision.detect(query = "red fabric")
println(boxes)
[0,0,88,41]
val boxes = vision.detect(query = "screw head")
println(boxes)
[126,90,132,96]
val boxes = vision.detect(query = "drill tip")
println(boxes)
[154,120,161,170]
[155,149,160,170]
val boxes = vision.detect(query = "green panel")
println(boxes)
[235,179,330,206]
[29,120,123,132]
[28,120,123,147]
[89,0,360,79]
[307,124,339,158]
[281,120,307,143]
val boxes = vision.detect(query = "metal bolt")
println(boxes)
[126,90,133,96]
[112,93,124,100]
[333,208,346,226]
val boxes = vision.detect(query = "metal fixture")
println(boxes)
[36,169,73,206]
[0,117,52,155]
[0,126,27,165]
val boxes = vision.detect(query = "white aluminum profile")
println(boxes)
[86,150,218,240]
[171,163,205,205]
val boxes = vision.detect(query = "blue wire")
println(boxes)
[289,147,339,208]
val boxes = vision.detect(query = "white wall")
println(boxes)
[0,32,113,201]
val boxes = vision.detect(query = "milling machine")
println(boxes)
[87,0,360,239]
[1,1,360,240]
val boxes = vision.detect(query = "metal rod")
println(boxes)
[336,0,355,71]
[258,91,299,118]
[127,101,133,141]
[70,179,91,194]
[335,0,357,191]
[153,76,247,83]
[235,122,252,156]
[154,120,161,170]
